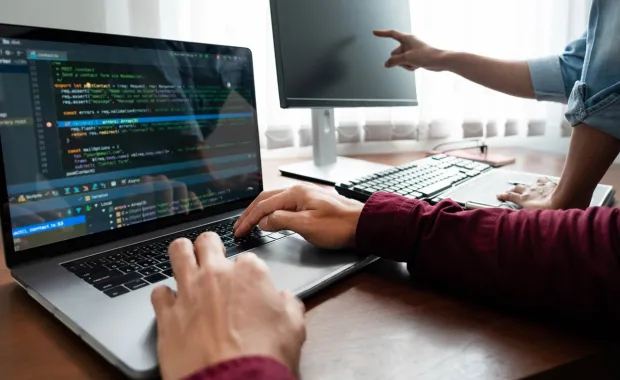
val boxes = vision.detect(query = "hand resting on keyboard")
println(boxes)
[234,184,363,250]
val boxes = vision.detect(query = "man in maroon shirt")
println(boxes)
[153,184,620,379]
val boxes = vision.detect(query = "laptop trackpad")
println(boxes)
[249,235,367,296]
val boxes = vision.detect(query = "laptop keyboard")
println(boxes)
[335,154,491,202]
[62,216,295,298]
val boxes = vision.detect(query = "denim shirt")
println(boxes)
[528,0,620,139]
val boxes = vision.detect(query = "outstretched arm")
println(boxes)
[373,30,536,99]
[439,52,535,98]
[373,27,590,103]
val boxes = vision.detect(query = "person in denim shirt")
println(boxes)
[375,0,620,210]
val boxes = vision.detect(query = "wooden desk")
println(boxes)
[1,149,618,380]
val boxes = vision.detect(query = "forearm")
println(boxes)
[553,124,620,209]
[356,193,620,324]
[186,357,296,380]
[437,51,535,99]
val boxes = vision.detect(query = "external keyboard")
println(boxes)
[62,217,295,298]
[336,154,491,202]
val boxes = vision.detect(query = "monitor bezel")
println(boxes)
[0,23,263,268]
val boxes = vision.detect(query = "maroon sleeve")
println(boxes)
[356,192,620,324]
[185,356,295,380]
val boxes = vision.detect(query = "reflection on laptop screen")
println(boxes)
[0,36,261,252]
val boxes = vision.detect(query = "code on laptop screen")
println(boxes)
[0,35,261,252]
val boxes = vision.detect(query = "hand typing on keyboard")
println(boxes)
[234,184,363,250]
[62,217,295,298]
[151,233,306,380]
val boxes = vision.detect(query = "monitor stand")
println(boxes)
[278,108,391,185]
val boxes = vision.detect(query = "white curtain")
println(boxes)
[409,0,590,141]
[0,0,590,150]
[148,0,590,150]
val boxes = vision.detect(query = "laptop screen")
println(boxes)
[0,29,261,253]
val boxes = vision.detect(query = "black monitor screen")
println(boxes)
[0,27,261,253]
[270,0,418,108]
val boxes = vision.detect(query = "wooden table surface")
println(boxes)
[2,148,619,380]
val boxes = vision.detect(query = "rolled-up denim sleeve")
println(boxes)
[565,0,620,139]
[527,32,587,103]
[527,56,569,103]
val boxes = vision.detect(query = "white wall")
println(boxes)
[0,0,108,31]
[0,0,155,37]
[3,0,610,164]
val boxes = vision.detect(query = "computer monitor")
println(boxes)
[270,0,418,184]
[0,23,262,261]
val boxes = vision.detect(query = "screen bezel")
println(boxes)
[0,23,263,268]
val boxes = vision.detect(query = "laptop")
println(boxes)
[0,24,376,379]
